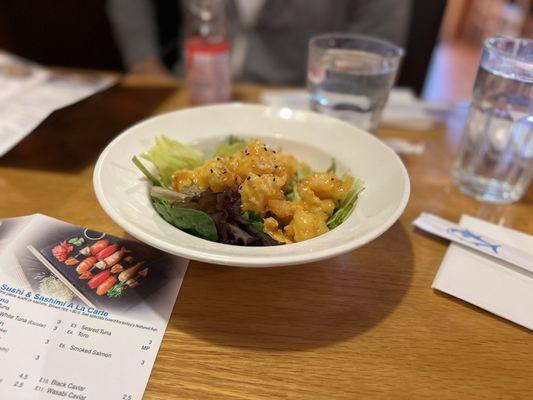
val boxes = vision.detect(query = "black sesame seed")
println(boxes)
[273,178,276,182]
[272,150,277,154]
[247,176,251,180]
[210,169,214,173]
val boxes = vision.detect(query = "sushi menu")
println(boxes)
[0,214,189,399]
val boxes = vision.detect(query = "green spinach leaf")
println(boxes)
[152,197,218,242]
[241,210,265,233]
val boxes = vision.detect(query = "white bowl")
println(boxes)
[93,104,409,267]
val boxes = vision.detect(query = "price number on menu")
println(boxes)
[122,394,133,400]
[13,373,28,388]
[139,339,153,366]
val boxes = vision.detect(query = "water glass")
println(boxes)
[452,37,533,203]
[307,34,403,133]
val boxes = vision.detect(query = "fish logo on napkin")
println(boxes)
[447,227,501,255]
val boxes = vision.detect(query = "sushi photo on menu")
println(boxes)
[0,214,188,400]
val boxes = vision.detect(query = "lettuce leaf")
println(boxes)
[327,179,365,229]
[140,135,204,187]
[213,135,248,157]
[152,196,218,242]
[132,155,162,186]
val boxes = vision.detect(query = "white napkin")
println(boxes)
[432,215,533,330]
[260,87,450,131]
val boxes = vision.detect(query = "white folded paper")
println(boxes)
[413,212,533,273]
[0,51,116,157]
[417,213,533,330]
[260,87,451,131]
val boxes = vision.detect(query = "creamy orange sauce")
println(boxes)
[171,139,353,243]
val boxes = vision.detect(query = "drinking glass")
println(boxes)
[307,34,403,133]
[452,37,533,203]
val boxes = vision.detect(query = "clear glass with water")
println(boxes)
[307,34,403,133]
[452,37,533,203]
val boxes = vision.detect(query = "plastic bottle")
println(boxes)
[184,0,231,105]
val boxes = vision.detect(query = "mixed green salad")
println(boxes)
[133,135,364,246]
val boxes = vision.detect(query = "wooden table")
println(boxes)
[1,76,532,399]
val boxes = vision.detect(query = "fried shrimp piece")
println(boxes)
[266,199,302,222]
[196,158,240,192]
[239,173,286,215]
[231,139,298,183]
[171,170,194,191]
[264,217,292,244]
[266,198,334,223]
[172,157,240,192]
[283,209,329,242]
[298,172,354,203]
[171,140,302,193]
